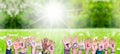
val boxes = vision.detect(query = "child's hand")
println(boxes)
[13,39,20,50]
[79,40,85,50]
[47,40,55,53]
[92,38,98,51]
[36,41,43,50]
[42,38,51,51]
[104,39,109,50]
[92,43,98,51]
[109,38,115,51]
[6,36,12,47]
[6,36,12,50]
[25,37,31,48]
[85,38,91,51]
[72,36,78,49]
[62,37,71,50]
[98,40,105,51]
[19,37,25,49]
[31,37,36,48]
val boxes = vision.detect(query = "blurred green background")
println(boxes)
[0,0,120,28]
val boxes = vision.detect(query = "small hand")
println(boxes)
[85,38,91,51]
[92,39,98,51]
[109,39,115,51]
[62,37,71,50]
[6,36,12,50]
[31,37,36,48]
[104,39,109,50]
[79,40,85,50]
[42,38,51,51]
[13,41,20,50]
[98,40,105,51]
[72,36,78,48]
[47,40,54,53]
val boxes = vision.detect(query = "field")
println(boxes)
[0,29,120,54]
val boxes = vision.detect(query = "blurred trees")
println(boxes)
[73,0,119,28]
[0,0,120,28]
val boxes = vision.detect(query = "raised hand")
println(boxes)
[109,38,115,52]
[47,40,55,54]
[6,36,12,48]
[104,39,109,50]
[91,38,98,54]
[78,40,85,54]
[92,38,98,51]
[36,40,43,50]
[72,36,78,49]
[25,37,31,48]
[85,38,91,51]
[13,38,20,50]
[42,38,51,51]
[19,37,25,49]
[98,39,105,51]
[62,37,71,50]
[31,37,36,48]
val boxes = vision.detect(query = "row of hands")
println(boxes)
[6,36,116,54]
[6,36,54,54]
[62,36,116,54]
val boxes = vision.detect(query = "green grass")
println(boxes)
[0,29,120,54]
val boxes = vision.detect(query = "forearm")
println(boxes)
[19,52,27,54]
[104,49,108,54]
[85,50,89,54]
[35,49,42,54]
[14,49,18,54]
[111,49,115,54]
[42,50,48,54]
[78,50,82,54]
[92,50,96,54]
[64,49,70,54]
[50,51,54,54]
[72,49,77,54]
[20,49,27,54]
[32,48,36,54]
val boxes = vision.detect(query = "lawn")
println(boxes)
[0,29,120,54]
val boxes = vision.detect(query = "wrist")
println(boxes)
[104,49,108,54]
[86,50,89,54]
[111,49,115,54]
[7,46,11,50]
[92,50,96,54]
[64,49,70,54]
[111,49,115,52]
[32,48,36,54]
[78,50,82,54]
[72,49,77,54]
[50,51,54,54]
[14,49,18,54]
